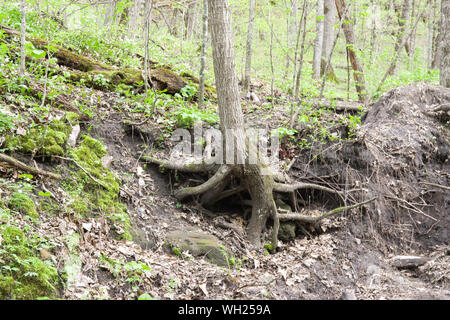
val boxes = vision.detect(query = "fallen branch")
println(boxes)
[278,196,378,225]
[0,153,61,180]
[420,182,450,191]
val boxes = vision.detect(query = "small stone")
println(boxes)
[390,255,429,269]
[67,124,80,147]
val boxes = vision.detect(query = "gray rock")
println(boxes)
[131,227,157,250]
[278,222,297,242]
[67,124,80,148]
[390,255,429,269]
[166,230,231,267]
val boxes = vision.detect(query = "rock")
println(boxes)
[101,155,113,169]
[166,230,231,267]
[390,255,429,269]
[278,222,296,242]
[67,124,80,147]
[131,227,158,251]
[366,264,381,275]
[275,199,292,211]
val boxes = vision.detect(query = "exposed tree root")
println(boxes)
[174,165,233,200]
[0,153,61,180]
[141,155,217,173]
[144,150,378,252]
[278,197,378,225]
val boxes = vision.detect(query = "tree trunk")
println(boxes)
[335,0,367,103]
[433,0,444,69]
[198,0,208,108]
[19,0,26,77]
[390,0,411,75]
[322,0,336,61]
[243,0,256,93]
[104,0,118,27]
[441,0,450,88]
[207,0,277,247]
[313,0,324,79]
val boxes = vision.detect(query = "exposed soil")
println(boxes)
[2,83,448,300]
[58,83,448,300]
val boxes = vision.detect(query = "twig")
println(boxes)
[420,182,450,191]
[0,153,61,180]
[54,156,109,190]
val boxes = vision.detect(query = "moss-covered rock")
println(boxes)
[166,230,231,267]
[4,113,75,157]
[0,225,59,299]
[278,222,297,242]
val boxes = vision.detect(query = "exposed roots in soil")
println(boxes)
[142,152,377,252]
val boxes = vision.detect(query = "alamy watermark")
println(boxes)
[169,122,281,175]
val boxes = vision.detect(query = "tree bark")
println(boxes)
[19,0,26,77]
[441,0,450,87]
[322,0,336,61]
[335,0,367,103]
[243,0,256,93]
[313,0,324,79]
[198,0,208,108]
[389,0,411,75]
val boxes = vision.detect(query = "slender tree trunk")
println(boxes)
[409,0,417,68]
[144,0,154,92]
[322,0,336,62]
[313,0,324,79]
[335,0,367,103]
[104,0,117,27]
[440,0,450,87]
[369,0,379,65]
[268,0,275,106]
[243,0,256,93]
[19,0,26,77]
[293,0,308,100]
[198,0,208,109]
[427,9,434,70]
[433,0,443,69]
[390,0,411,75]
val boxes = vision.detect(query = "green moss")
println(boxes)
[0,226,59,299]
[64,135,131,240]
[4,115,74,157]
[8,192,38,219]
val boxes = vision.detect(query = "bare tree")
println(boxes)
[243,0,256,94]
[335,0,367,103]
[441,0,450,87]
[321,0,335,65]
[198,0,208,108]
[19,0,26,77]
[313,0,324,79]
[389,0,411,75]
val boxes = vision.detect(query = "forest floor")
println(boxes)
[2,81,448,300]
